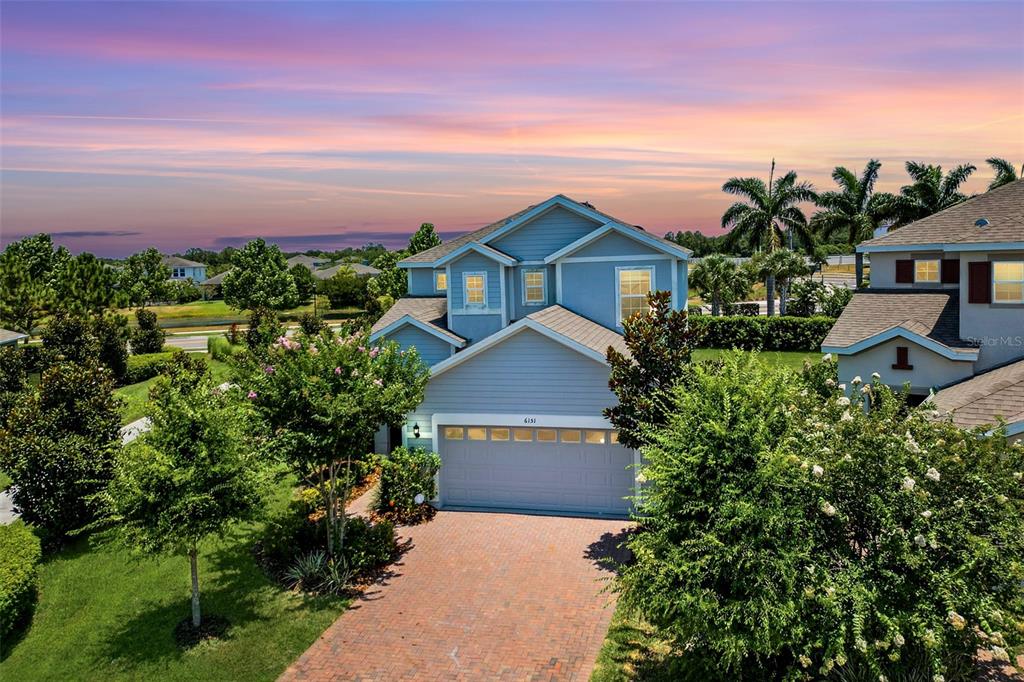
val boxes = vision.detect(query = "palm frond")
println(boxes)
[722,177,768,205]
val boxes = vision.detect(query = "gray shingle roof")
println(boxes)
[526,305,628,358]
[930,358,1024,430]
[313,262,380,280]
[201,268,231,286]
[860,179,1024,250]
[400,194,687,265]
[822,289,973,351]
[286,254,328,269]
[161,255,204,267]
[370,297,464,344]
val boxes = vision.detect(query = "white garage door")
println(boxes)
[438,425,634,516]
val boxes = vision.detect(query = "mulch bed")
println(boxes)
[369,503,436,527]
[173,614,230,649]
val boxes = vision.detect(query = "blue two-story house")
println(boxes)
[369,194,690,516]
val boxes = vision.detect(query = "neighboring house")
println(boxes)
[285,254,332,271]
[823,180,1024,440]
[313,262,380,280]
[161,255,207,283]
[369,194,691,516]
[199,268,231,296]
[0,328,28,346]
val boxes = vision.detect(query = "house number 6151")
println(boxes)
[523,417,537,424]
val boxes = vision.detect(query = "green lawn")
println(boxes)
[0,478,347,681]
[0,470,10,491]
[692,348,822,371]
[115,299,363,329]
[115,355,233,425]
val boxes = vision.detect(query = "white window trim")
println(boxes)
[992,260,1024,304]
[521,268,547,306]
[462,270,487,308]
[914,259,940,284]
[615,265,655,327]
[434,270,447,292]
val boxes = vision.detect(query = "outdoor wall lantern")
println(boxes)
[412,423,421,439]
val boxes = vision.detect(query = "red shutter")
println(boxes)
[941,259,960,284]
[968,261,992,304]
[892,346,913,370]
[895,260,914,284]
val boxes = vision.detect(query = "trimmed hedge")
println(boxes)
[690,315,835,352]
[207,336,245,362]
[123,351,175,384]
[0,523,42,638]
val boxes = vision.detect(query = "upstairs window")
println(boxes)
[463,272,486,307]
[914,259,940,283]
[523,269,546,305]
[617,267,653,325]
[434,271,447,292]
[172,267,186,278]
[993,261,1024,303]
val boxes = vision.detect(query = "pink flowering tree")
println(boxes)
[238,326,429,556]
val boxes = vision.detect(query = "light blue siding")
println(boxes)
[509,264,555,321]
[408,328,615,428]
[490,206,601,261]
[569,230,664,258]
[560,259,674,329]
[448,253,501,311]
[449,313,502,344]
[170,266,207,283]
[386,326,453,366]
[407,268,436,296]
[678,261,689,307]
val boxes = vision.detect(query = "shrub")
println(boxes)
[618,353,1024,680]
[787,280,854,319]
[689,314,835,351]
[0,523,42,638]
[289,264,318,302]
[0,360,122,538]
[245,307,284,353]
[93,313,129,382]
[342,516,396,572]
[165,279,202,304]
[722,301,759,316]
[297,312,327,336]
[225,322,242,346]
[124,350,174,384]
[0,346,29,428]
[376,446,440,515]
[207,336,244,363]
[319,267,369,309]
[41,309,99,366]
[130,307,166,354]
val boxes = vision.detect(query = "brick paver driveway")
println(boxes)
[280,510,631,681]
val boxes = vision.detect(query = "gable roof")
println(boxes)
[929,357,1024,435]
[543,221,691,262]
[369,297,465,346]
[858,180,1024,252]
[201,268,231,286]
[286,254,329,269]
[313,262,380,279]
[0,328,27,345]
[432,241,517,267]
[400,194,689,267]
[161,255,204,267]
[821,290,978,360]
[430,305,626,377]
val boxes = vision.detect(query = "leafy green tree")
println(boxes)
[617,354,1024,680]
[664,230,736,257]
[131,308,166,354]
[119,247,170,309]
[605,291,695,450]
[366,251,407,309]
[811,160,899,247]
[690,255,752,315]
[244,307,285,353]
[752,249,809,316]
[1,233,70,286]
[289,264,318,303]
[93,313,130,382]
[722,161,816,312]
[53,252,116,315]
[221,239,298,311]
[0,359,121,537]
[319,266,369,309]
[104,354,266,628]
[41,309,100,366]
[0,253,48,338]
[238,327,429,557]
[0,346,29,429]
[888,161,976,227]
[985,157,1022,190]
[407,222,442,255]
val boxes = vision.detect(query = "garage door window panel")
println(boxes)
[560,429,581,443]
[585,430,606,444]
[467,427,487,440]
[514,428,533,442]
[444,427,464,440]
[490,428,509,441]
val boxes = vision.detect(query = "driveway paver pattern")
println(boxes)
[280,510,630,681]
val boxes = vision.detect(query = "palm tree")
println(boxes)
[888,161,976,227]
[986,157,1022,190]
[690,255,752,316]
[811,160,898,247]
[721,160,816,315]
[752,249,808,316]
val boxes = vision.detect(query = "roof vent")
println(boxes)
[975,218,990,228]
[581,201,595,209]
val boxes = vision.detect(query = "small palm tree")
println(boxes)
[887,161,976,227]
[752,249,808,316]
[690,255,752,316]
[811,160,898,247]
[721,161,816,315]
[986,157,1022,190]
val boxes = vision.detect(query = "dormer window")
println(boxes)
[617,266,653,325]
[993,261,1024,303]
[463,272,486,307]
[434,271,447,292]
[914,259,940,283]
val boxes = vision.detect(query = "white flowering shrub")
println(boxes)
[618,352,1024,680]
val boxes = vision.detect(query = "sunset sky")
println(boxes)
[1,1,1022,257]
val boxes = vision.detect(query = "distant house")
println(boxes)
[161,255,207,283]
[0,328,28,346]
[313,262,380,280]
[199,268,231,296]
[285,254,332,271]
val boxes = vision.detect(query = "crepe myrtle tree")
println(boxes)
[239,325,429,556]
[103,354,267,629]
[221,238,299,311]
